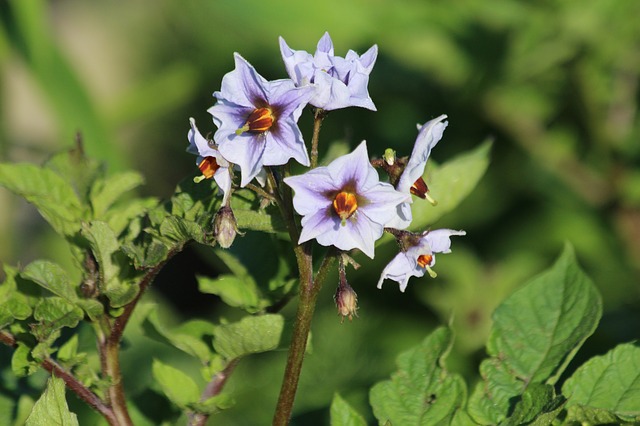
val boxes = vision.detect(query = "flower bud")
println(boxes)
[213,206,238,249]
[334,282,358,322]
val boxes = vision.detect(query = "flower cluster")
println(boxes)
[186,32,466,317]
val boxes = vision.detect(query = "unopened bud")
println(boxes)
[213,206,238,249]
[334,283,358,322]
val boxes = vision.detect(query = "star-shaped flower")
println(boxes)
[284,141,410,258]
[386,114,448,229]
[187,117,232,205]
[279,32,378,111]
[377,229,465,292]
[208,53,314,187]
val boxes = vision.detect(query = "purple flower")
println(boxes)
[208,53,314,187]
[386,114,448,229]
[187,118,232,205]
[284,142,410,258]
[377,229,465,292]
[279,32,378,111]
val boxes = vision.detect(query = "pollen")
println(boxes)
[198,156,220,179]
[417,254,433,268]
[333,191,358,224]
[236,107,275,135]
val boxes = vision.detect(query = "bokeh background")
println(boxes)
[1,0,640,424]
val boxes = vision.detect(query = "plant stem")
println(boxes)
[0,330,119,425]
[188,358,240,426]
[310,108,327,169]
[99,248,179,425]
[272,252,336,426]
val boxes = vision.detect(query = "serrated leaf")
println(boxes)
[504,383,565,426]
[169,175,218,220]
[468,244,602,424]
[190,393,235,415]
[90,171,145,218]
[122,240,170,269]
[231,189,286,234]
[563,343,640,423]
[142,308,213,363]
[152,359,201,409]
[159,216,205,245]
[12,342,39,377]
[44,145,103,204]
[0,265,33,327]
[410,140,491,229]
[21,260,77,302]
[213,314,284,360]
[33,297,84,331]
[369,327,467,426]
[57,334,79,362]
[197,274,266,313]
[234,208,287,234]
[25,375,79,426]
[330,393,367,426]
[104,197,158,238]
[82,221,139,307]
[0,163,84,235]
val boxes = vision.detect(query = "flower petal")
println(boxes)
[423,229,466,254]
[397,114,448,194]
[215,53,268,107]
[217,133,265,187]
[262,119,310,167]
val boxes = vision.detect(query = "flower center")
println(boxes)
[333,191,358,225]
[417,254,433,268]
[198,156,220,179]
[236,107,275,135]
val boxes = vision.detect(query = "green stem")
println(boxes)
[100,248,179,425]
[0,330,119,425]
[310,109,327,169]
[272,252,336,426]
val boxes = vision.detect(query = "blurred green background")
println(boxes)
[1,0,640,424]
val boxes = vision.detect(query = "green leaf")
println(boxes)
[197,274,266,314]
[33,297,84,331]
[231,189,287,234]
[213,314,284,360]
[11,342,39,377]
[504,383,565,426]
[57,334,79,362]
[0,393,14,426]
[89,171,145,218]
[25,375,79,426]
[152,359,201,409]
[142,308,213,363]
[14,395,36,426]
[0,163,84,235]
[369,327,467,426]
[234,208,287,234]
[43,144,103,204]
[82,221,139,307]
[159,216,205,245]
[410,140,491,229]
[330,393,367,426]
[103,197,158,238]
[0,265,33,328]
[21,260,77,302]
[562,343,640,423]
[468,244,602,424]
